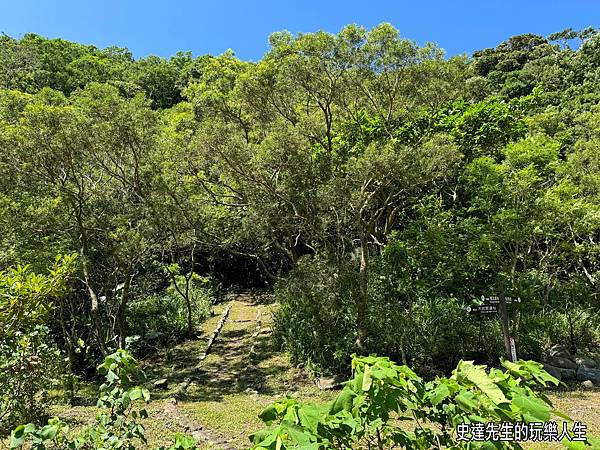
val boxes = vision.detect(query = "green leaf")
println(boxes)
[169,432,196,449]
[361,364,373,392]
[10,424,35,449]
[128,386,143,400]
[281,422,313,445]
[249,428,273,445]
[511,394,550,422]
[458,361,507,404]
[106,370,118,383]
[39,423,59,440]
[329,389,355,414]
[562,438,586,450]
[585,436,600,449]
[10,425,27,449]
[429,383,450,406]
[259,405,278,424]
[552,409,573,422]
[297,404,323,433]
[455,391,477,411]
[122,392,131,409]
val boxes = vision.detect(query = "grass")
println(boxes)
[143,294,335,448]
[3,294,599,449]
[532,388,600,449]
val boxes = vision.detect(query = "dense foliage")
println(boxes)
[0,255,75,433]
[2,23,600,439]
[10,350,198,450]
[250,354,597,449]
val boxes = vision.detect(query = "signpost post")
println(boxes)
[509,336,517,363]
[497,291,514,362]
[466,293,520,362]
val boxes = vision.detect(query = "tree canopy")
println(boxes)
[1,25,600,414]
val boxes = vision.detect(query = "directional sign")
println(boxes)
[466,295,521,314]
[481,295,521,305]
[466,304,498,314]
[463,293,519,362]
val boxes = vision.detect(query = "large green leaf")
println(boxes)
[10,424,36,449]
[511,394,550,422]
[458,361,507,405]
[259,405,279,424]
[455,390,478,411]
[38,423,59,440]
[329,389,355,415]
[297,404,324,434]
[429,382,450,406]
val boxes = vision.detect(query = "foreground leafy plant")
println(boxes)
[10,350,197,450]
[0,255,76,434]
[250,355,599,449]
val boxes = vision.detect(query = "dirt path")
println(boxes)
[156,401,235,449]
[142,291,325,449]
[173,292,272,401]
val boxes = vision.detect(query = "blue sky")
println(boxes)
[1,1,598,61]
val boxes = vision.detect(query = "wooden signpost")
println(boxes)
[466,293,521,362]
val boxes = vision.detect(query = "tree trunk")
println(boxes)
[356,229,369,351]
[185,274,193,336]
[117,273,132,349]
[58,299,75,405]
[498,291,515,362]
[79,244,107,356]
[568,312,577,355]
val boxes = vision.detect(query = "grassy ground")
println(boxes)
[160,293,332,448]
[531,389,600,449]
[32,293,330,450]
[4,293,599,450]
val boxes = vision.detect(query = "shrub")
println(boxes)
[127,275,214,355]
[273,256,358,375]
[9,350,197,450]
[275,255,508,376]
[516,305,600,359]
[250,354,598,449]
[0,256,75,434]
[370,297,505,375]
[0,325,64,434]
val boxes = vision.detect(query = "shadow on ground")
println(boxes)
[140,293,310,404]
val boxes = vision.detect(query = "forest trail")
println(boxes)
[140,292,331,449]
[50,293,600,450]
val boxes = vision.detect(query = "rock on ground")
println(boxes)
[545,355,577,369]
[582,380,594,389]
[153,378,169,390]
[559,368,577,381]
[574,356,597,369]
[543,364,562,381]
[549,344,572,359]
[577,368,600,384]
[317,376,344,390]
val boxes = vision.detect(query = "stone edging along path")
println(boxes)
[176,300,233,398]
